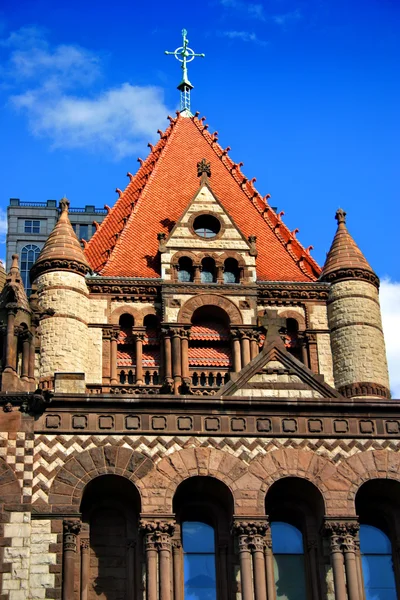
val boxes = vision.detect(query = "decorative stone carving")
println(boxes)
[63,520,81,553]
[232,520,269,551]
[140,520,175,550]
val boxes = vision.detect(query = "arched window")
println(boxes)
[182,521,217,600]
[20,244,41,294]
[360,525,396,600]
[201,258,216,283]
[284,318,302,362]
[178,257,194,282]
[271,522,306,600]
[223,258,240,284]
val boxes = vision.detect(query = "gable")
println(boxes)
[85,113,321,281]
[218,341,341,399]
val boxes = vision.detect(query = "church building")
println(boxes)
[0,30,398,600]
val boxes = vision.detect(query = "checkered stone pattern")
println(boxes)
[32,433,400,504]
[0,431,34,502]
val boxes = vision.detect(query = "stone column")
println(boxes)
[141,520,175,600]
[343,525,361,600]
[306,332,319,373]
[180,329,191,388]
[171,329,182,394]
[264,538,276,600]
[21,330,32,380]
[80,538,90,600]
[307,538,320,600]
[110,330,119,385]
[102,328,112,385]
[240,331,251,368]
[135,332,145,385]
[250,331,260,361]
[231,330,242,373]
[325,520,359,600]
[4,304,17,371]
[163,329,173,390]
[172,541,182,600]
[233,520,268,600]
[62,519,81,600]
[28,330,36,381]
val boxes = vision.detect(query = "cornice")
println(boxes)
[321,268,380,289]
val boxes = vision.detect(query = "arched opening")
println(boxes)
[201,257,216,283]
[21,244,41,295]
[265,477,325,600]
[117,314,135,384]
[356,480,400,600]
[189,306,232,390]
[16,322,28,377]
[178,257,194,282]
[283,318,303,362]
[143,314,160,386]
[80,475,142,599]
[223,258,240,284]
[173,476,234,600]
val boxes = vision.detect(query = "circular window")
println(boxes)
[193,214,221,238]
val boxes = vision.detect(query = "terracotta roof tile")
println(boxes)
[85,114,320,282]
[191,323,230,341]
[188,346,231,367]
[117,348,160,367]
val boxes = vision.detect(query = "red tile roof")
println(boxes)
[117,349,160,367]
[85,113,321,281]
[191,323,230,341]
[188,346,231,367]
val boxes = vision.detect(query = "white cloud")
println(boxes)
[380,279,400,398]
[273,9,302,27]
[220,0,265,20]
[0,209,7,237]
[222,30,267,45]
[1,26,171,159]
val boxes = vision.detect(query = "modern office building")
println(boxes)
[6,198,107,292]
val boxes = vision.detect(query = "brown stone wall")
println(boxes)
[328,280,390,393]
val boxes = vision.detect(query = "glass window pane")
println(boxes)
[274,555,306,600]
[80,224,89,240]
[360,525,392,554]
[183,522,215,553]
[184,555,216,600]
[271,522,304,554]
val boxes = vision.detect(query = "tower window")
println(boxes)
[193,215,221,239]
[200,257,216,283]
[24,220,41,234]
[223,258,240,283]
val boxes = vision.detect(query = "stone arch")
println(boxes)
[219,251,246,268]
[171,251,200,267]
[0,457,21,504]
[248,448,348,516]
[140,447,264,515]
[49,446,153,508]
[110,305,141,325]
[178,294,243,325]
[340,450,400,514]
[140,306,159,323]
[276,308,306,331]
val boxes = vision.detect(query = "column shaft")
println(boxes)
[331,546,347,600]
[159,547,172,600]
[172,332,182,394]
[253,546,267,600]
[232,337,242,372]
[80,539,90,600]
[241,336,251,368]
[145,544,158,600]
[172,543,182,600]
[135,335,143,384]
[264,543,276,600]
[239,544,254,600]
[250,337,259,361]
[5,309,16,371]
[344,548,360,600]
[28,333,35,380]
[164,334,172,381]
[62,520,81,600]
[21,334,30,379]
[110,334,118,385]
[181,334,189,381]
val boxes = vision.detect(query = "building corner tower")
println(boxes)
[321,208,390,399]
[30,197,91,392]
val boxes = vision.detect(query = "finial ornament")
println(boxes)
[165,29,205,112]
[197,158,211,178]
[335,208,346,225]
[59,197,70,213]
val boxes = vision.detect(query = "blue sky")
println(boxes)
[0,0,399,393]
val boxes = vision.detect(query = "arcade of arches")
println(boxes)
[55,452,400,600]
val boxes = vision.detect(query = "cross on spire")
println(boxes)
[165,29,205,113]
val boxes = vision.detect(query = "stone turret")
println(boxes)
[30,197,91,392]
[321,209,390,399]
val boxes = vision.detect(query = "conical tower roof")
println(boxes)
[0,255,30,312]
[321,209,378,286]
[85,112,321,282]
[30,198,91,282]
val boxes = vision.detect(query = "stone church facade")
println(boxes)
[0,110,397,600]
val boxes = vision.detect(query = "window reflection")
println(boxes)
[271,522,306,600]
[183,521,216,600]
[360,525,396,600]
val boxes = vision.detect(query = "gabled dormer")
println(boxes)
[160,159,257,285]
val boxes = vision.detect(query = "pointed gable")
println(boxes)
[85,113,321,281]
[218,339,341,399]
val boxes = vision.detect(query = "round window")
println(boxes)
[193,214,221,238]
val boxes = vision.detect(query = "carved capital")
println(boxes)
[232,520,269,551]
[324,520,359,553]
[80,538,90,551]
[140,520,175,551]
[63,519,81,553]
